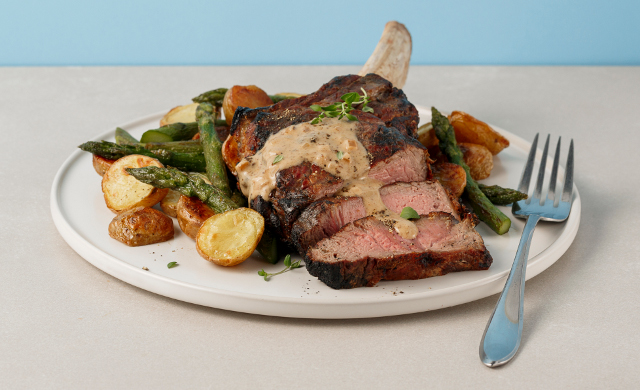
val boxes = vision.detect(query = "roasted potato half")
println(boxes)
[222,85,273,126]
[93,154,116,177]
[459,142,493,180]
[417,122,438,149]
[432,162,467,199]
[196,208,264,266]
[177,195,216,240]
[101,155,169,213]
[160,189,181,218]
[108,206,174,247]
[159,102,199,127]
[448,111,509,155]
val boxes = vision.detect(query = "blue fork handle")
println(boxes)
[479,215,541,367]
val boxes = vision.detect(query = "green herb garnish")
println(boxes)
[257,254,302,281]
[400,206,420,220]
[167,261,179,269]
[336,151,344,160]
[272,154,283,165]
[310,88,374,125]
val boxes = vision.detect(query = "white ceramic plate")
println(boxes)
[50,107,580,319]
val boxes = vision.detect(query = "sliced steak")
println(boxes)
[251,135,429,243]
[290,197,367,256]
[290,180,462,255]
[379,181,460,219]
[305,212,492,289]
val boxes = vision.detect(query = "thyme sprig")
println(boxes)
[257,254,302,281]
[310,88,374,125]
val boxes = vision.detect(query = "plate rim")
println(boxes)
[50,107,581,318]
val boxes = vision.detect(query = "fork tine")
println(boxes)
[547,137,561,202]
[562,139,574,202]
[518,133,539,193]
[533,135,550,199]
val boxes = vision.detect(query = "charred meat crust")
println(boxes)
[305,246,493,289]
[250,161,344,242]
[352,113,427,169]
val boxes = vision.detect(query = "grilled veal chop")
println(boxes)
[222,74,492,288]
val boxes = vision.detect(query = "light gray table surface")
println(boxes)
[1,66,638,389]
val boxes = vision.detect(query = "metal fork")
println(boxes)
[479,134,574,367]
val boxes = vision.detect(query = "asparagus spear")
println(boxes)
[192,88,228,107]
[478,184,528,206]
[140,122,199,143]
[115,125,203,153]
[431,107,511,235]
[140,140,203,154]
[79,141,206,172]
[196,103,231,196]
[115,127,139,145]
[126,166,238,214]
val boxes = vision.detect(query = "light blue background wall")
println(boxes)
[1,0,638,66]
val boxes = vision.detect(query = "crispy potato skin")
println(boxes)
[108,206,174,246]
[417,123,438,149]
[196,208,264,266]
[432,162,467,199]
[160,102,199,127]
[459,142,493,180]
[92,154,116,177]
[101,155,169,213]
[222,85,273,126]
[222,135,241,174]
[448,111,509,155]
[160,189,181,218]
[176,195,216,240]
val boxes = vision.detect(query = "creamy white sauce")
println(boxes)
[235,118,418,239]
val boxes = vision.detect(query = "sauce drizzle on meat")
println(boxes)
[235,118,418,239]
